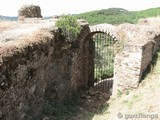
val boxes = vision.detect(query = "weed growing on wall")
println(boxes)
[55,15,82,42]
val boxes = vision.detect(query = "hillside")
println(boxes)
[74,7,160,25]
[1,7,160,24]
[0,15,17,21]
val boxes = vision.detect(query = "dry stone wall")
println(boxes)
[112,18,160,96]
[0,19,90,120]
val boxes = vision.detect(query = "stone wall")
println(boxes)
[112,18,160,96]
[0,20,90,120]
[1,16,160,119]
[113,45,142,93]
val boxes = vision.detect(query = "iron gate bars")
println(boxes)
[89,30,117,91]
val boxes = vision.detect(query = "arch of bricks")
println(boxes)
[89,26,118,40]
[82,26,118,92]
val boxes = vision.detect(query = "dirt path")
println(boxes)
[42,87,111,120]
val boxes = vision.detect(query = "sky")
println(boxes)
[0,0,160,16]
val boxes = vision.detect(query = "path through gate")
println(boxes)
[88,30,117,92]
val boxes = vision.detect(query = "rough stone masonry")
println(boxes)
[0,5,91,119]
[88,18,160,96]
[112,18,160,96]
[1,4,160,119]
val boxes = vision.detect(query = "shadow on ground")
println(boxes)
[42,87,111,120]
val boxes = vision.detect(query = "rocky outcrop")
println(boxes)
[18,5,42,20]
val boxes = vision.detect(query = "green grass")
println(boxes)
[94,66,113,79]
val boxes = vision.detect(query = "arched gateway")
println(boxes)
[83,27,118,92]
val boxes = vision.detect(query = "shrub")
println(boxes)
[55,15,82,42]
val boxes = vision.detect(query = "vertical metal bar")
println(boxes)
[88,39,90,86]
[109,34,111,78]
[97,33,98,89]
[104,33,107,91]
[101,33,104,90]
[96,34,98,88]
[108,34,110,80]
[105,33,108,78]
[98,33,100,89]
[94,35,95,82]
[92,39,95,86]
[111,35,113,78]
[110,35,113,78]
[101,33,103,89]
[108,34,111,79]
[95,34,96,83]
[107,33,111,90]
[103,33,104,79]
[90,39,93,87]
[107,34,109,91]
[95,34,96,88]
[100,33,102,83]
[107,33,109,79]
[96,33,98,89]
[103,33,104,81]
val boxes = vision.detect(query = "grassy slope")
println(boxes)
[92,52,160,120]
[74,7,160,25]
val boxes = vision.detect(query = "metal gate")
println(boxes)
[89,31,117,92]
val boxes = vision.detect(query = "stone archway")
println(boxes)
[83,27,118,92]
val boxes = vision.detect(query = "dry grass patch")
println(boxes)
[0,21,16,30]
[0,28,54,57]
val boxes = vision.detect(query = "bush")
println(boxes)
[55,15,82,42]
